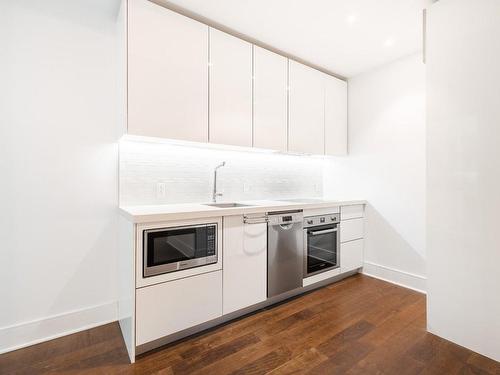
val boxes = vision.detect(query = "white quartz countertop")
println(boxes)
[119,199,366,223]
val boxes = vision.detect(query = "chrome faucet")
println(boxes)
[212,161,226,203]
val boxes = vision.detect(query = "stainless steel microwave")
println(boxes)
[143,223,217,277]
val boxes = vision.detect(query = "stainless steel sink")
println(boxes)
[203,202,253,208]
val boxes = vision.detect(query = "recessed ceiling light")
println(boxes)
[384,37,395,47]
[346,13,358,25]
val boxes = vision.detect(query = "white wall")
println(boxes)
[324,53,426,292]
[427,0,500,362]
[119,138,324,206]
[0,0,121,353]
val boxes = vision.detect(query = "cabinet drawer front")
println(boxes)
[340,239,364,273]
[341,205,364,220]
[136,271,222,345]
[303,267,341,287]
[340,218,364,243]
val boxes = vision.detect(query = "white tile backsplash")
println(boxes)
[119,140,325,205]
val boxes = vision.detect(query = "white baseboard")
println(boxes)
[0,301,117,354]
[362,261,427,294]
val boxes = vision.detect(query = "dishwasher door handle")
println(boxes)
[309,228,337,236]
[243,215,269,224]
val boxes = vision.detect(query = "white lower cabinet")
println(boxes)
[132,206,365,351]
[223,215,267,315]
[136,270,222,346]
[340,205,365,221]
[340,218,364,243]
[340,239,364,273]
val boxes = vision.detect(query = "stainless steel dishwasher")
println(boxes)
[267,210,304,298]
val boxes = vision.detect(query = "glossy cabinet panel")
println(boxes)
[128,0,208,142]
[136,270,222,345]
[223,215,267,314]
[209,29,253,147]
[126,2,347,154]
[288,60,325,154]
[253,46,288,151]
[340,239,363,273]
[325,74,348,155]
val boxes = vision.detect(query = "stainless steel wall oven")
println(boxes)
[303,214,340,277]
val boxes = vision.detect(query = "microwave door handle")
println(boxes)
[310,228,337,236]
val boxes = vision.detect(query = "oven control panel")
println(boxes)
[303,213,340,228]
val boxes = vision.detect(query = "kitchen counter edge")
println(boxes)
[118,200,367,224]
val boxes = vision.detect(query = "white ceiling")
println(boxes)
[159,0,433,78]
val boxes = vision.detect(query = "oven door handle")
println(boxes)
[309,228,337,236]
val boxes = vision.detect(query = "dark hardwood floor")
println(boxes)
[1,274,499,375]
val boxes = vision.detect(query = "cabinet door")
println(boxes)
[253,46,288,151]
[209,29,252,147]
[325,74,348,155]
[136,271,222,345]
[341,239,363,273]
[128,0,208,142]
[340,218,364,243]
[223,215,267,314]
[288,60,325,154]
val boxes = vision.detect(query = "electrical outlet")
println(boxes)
[157,182,167,199]
[243,183,251,193]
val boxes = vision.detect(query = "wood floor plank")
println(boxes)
[317,320,375,357]
[458,363,493,375]
[359,297,426,347]
[2,274,499,375]
[307,340,374,374]
[467,353,500,375]
[229,346,292,375]
[266,347,328,375]
[354,313,429,374]
[170,332,260,374]
[0,322,121,374]
[418,337,475,375]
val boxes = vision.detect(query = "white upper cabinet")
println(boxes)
[127,0,208,142]
[126,3,347,154]
[324,74,348,155]
[253,46,288,151]
[209,29,253,147]
[288,61,348,155]
[288,60,325,154]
